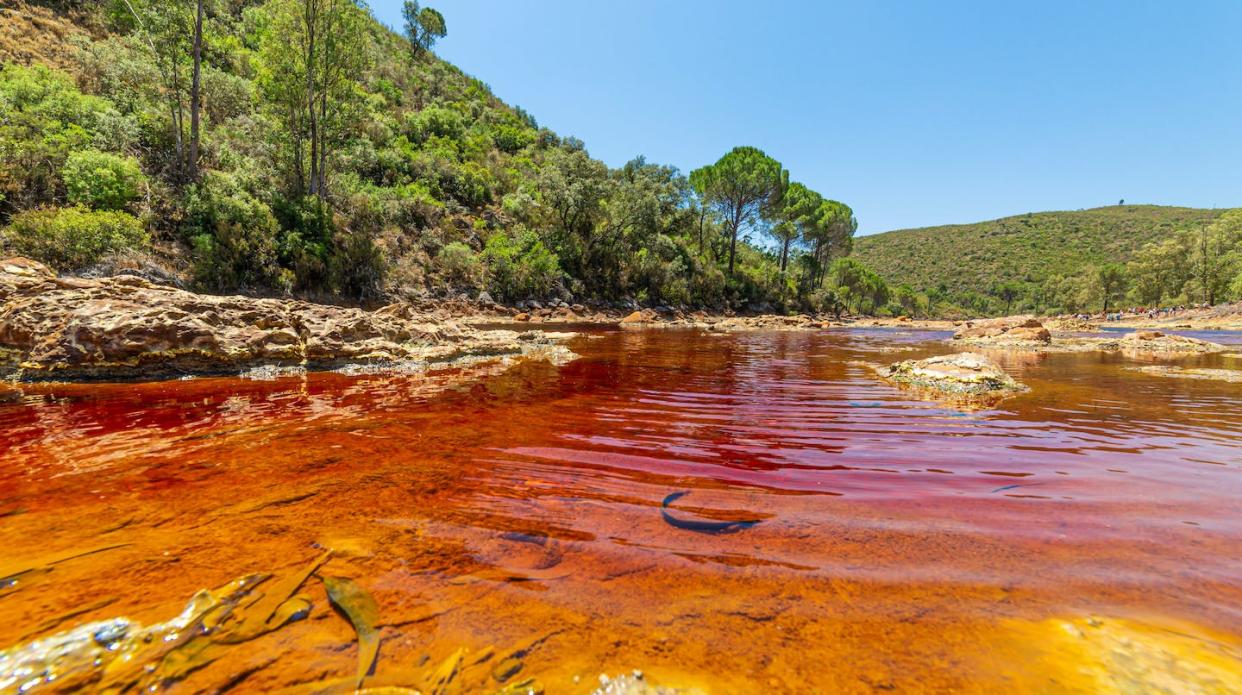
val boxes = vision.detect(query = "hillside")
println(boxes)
[0,0,825,311]
[854,205,1226,298]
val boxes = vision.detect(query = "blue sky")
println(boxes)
[372,1,1242,235]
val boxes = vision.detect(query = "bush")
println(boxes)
[436,241,483,289]
[184,172,282,291]
[482,228,561,301]
[404,106,465,144]
[63,150,146,210]
[2,206,147,271]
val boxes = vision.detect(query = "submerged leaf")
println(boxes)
[218,549,330,643]
[321,575,381,689]
[491,677,544,695]
[426,647,466,695]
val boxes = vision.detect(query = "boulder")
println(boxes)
[513,312,531,322]
[620,311,646,324]
[0,257,562,380]
[954,315,1051,344]
[882,352,1026,397]
[1120,330,1223,352]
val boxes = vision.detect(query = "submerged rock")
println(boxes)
[1131,366,1242,383]
[0,257,571,380]
[997,615,1242,693]
[878,352,1026,406]
[593,672,704,695]
[1119,330,1224,353]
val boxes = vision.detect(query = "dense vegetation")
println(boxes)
[0,0,870,312]
[855,205,1242,316]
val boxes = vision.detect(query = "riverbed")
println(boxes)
[2,327,1240,692]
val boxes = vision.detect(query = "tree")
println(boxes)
[187,0,204,181]
[993,281,1023,315]
[829,257,889,315]
[1096,263,1128,313]
[802,199,856,288]
[689,146,784,274]
[118,0,198,180]
[1192,211,1242,305]
[772,181,821,273]
[259,0,369,198]
[403,1,446,57]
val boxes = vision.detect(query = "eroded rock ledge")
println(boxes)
[952,316,1228,354]
[0,258,571,381]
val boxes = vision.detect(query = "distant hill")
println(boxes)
[853,205,1227,295]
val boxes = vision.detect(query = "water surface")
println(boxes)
[2,328,1241,692]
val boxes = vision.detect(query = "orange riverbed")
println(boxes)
[1,328,1241,693]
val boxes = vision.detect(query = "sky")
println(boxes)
[372,1,1242,235]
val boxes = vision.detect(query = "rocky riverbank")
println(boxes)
[0,258,574,381]
[951,316,1229,354]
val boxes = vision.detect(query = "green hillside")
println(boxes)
[854,205,1225,298]
[0,0,841,311]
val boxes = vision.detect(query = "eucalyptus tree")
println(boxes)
[689,146,785,274]
[116,0,205,181]
[259,0,369,198]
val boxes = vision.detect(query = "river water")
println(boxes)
[1,327,1240,692]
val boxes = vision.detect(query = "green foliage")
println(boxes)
[1,1,869,313]
[482,228,562,301]
[2,206,148,271]
[829,257,890,314]
[690,146,785,274]
[855,205,1225,314]
[435,241,483,290]
[63,150,147,210]
[402,1,447,56]
[1125,208,1242,306]
[184,172,284,291]
[0,63,131,211]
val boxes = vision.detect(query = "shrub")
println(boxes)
[404,106,465,144]
[482,228,561,301]
[2,206,148,271]
[436,241,483,289]
[62,150,146,210]
[184,172,282,291]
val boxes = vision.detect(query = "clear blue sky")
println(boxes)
[372,1,1242,235]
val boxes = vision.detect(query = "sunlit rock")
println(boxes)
[0,257,573,380]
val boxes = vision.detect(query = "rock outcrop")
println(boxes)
[871,352,1027,408]
[0,258,570,381]
[1118,330,1222,353]
[882,352,1026,396]
[953,315,1227,355]
[1130,366,1242,383]
[953,316,1052,345]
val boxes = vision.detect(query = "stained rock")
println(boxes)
[954,316,1051,344]
[880,352,1026,400]
[0,257,569,381]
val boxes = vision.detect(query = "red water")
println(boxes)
[2,327,1241,692]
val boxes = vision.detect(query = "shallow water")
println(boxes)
[2,327,1241,692]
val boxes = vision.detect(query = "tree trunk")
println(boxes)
[187,0,204,181]
[779,237,790,273]
[305,0,319,197]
